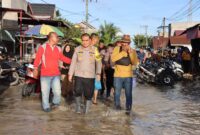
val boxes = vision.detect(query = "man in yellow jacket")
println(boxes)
[111,35,138,115]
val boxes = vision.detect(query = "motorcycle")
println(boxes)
[136,58,182,86]
[21,64,40,97]
[0,60,20,86]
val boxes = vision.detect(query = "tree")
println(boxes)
[99,21,120,45]
[133,34,153,48]
[55,11,82,40]
[56,10,61,18]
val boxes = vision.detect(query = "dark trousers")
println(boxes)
[100,71,105,96]
[74,76,95,100]
[61,75,73,99]
[182,60,191,73]
[105,67,114,97]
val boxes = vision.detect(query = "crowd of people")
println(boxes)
[33,32,139,115]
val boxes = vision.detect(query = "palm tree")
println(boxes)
[99,21,120,45]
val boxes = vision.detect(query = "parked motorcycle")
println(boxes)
[21,64,40,97]
[0,58,20,86]
[136,58,183,86]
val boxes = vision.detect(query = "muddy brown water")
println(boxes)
[0,80,200,135]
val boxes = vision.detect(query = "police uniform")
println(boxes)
[68,45,102,100]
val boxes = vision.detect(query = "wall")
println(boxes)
[1,0,27,30]
[2,0,27,10]
[2,0,11,8]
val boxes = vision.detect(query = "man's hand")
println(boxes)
[96,74,101,81]
[68,75,73,82]
[61,66,66,69]
[128,48,133,54]
[33,69,39,79]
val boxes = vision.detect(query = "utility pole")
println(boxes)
[141,25,148,46]
[83,0,98,23]
[83,0,97,33]
[163,17,166,37]
[85,0,89,23]
[188,0,193,22]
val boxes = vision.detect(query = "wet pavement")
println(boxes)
[0,80,200,135]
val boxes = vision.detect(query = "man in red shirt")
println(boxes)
[34,32,71,112]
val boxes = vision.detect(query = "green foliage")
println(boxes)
[133,34,153,48]
[99,21,120,45]
[56,10,61,17]
[55,11,82,40]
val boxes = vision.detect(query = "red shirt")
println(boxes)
[34,43,71,76]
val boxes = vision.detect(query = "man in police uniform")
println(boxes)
[68,33,102,114]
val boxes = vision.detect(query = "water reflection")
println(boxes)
[0,81,200,135]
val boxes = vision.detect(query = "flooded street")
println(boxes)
[0,81,200,135]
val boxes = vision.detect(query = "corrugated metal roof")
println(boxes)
[30,3,55,18]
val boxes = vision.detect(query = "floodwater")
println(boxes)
[0,79,200,135]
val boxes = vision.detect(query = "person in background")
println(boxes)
[138,47,145,64]
[115,40,122,47]
[182,48,191,73]
[111,35,138,115]
[104,43,115,99]
[33,32,71,112]
[177,48,183,64]
[93,40,107,104]
[68,33,102,114]
[61,43,74,99]
[91,33,99,47]
[144,49,152,63]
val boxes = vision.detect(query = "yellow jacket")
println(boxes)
[111,46,138,78]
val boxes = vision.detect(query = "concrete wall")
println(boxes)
[1,0,27,30]
[2,0,27,10]
[2,0,11,8]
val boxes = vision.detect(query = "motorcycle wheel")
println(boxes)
[9,72,19,86]
[161,74,175,86]
[22,84,29,97]
[22,84,35,97]
[176,71,183,81]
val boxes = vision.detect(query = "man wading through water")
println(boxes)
[34,32,71,112]
[68,33,102,114]
[111,35,138,115]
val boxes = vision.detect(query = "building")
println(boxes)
[153,22,199,50]
[29,3,56,20]
[153,36,169,50]
[75,21,97,34]
[169,30,191,51]
[0,0,29,53]
[169,22,200,37]
[0,0,27,31]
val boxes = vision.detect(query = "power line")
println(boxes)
[39,0,84,16]
[171,0,200,21]
[175,4,200,21]
[169,0,191,19]
[168,0,200,21]
[188,0,193,21]
[83,0,98,23]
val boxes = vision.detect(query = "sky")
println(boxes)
[27,0,200,36]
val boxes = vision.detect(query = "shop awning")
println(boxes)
[19,18,70,28]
